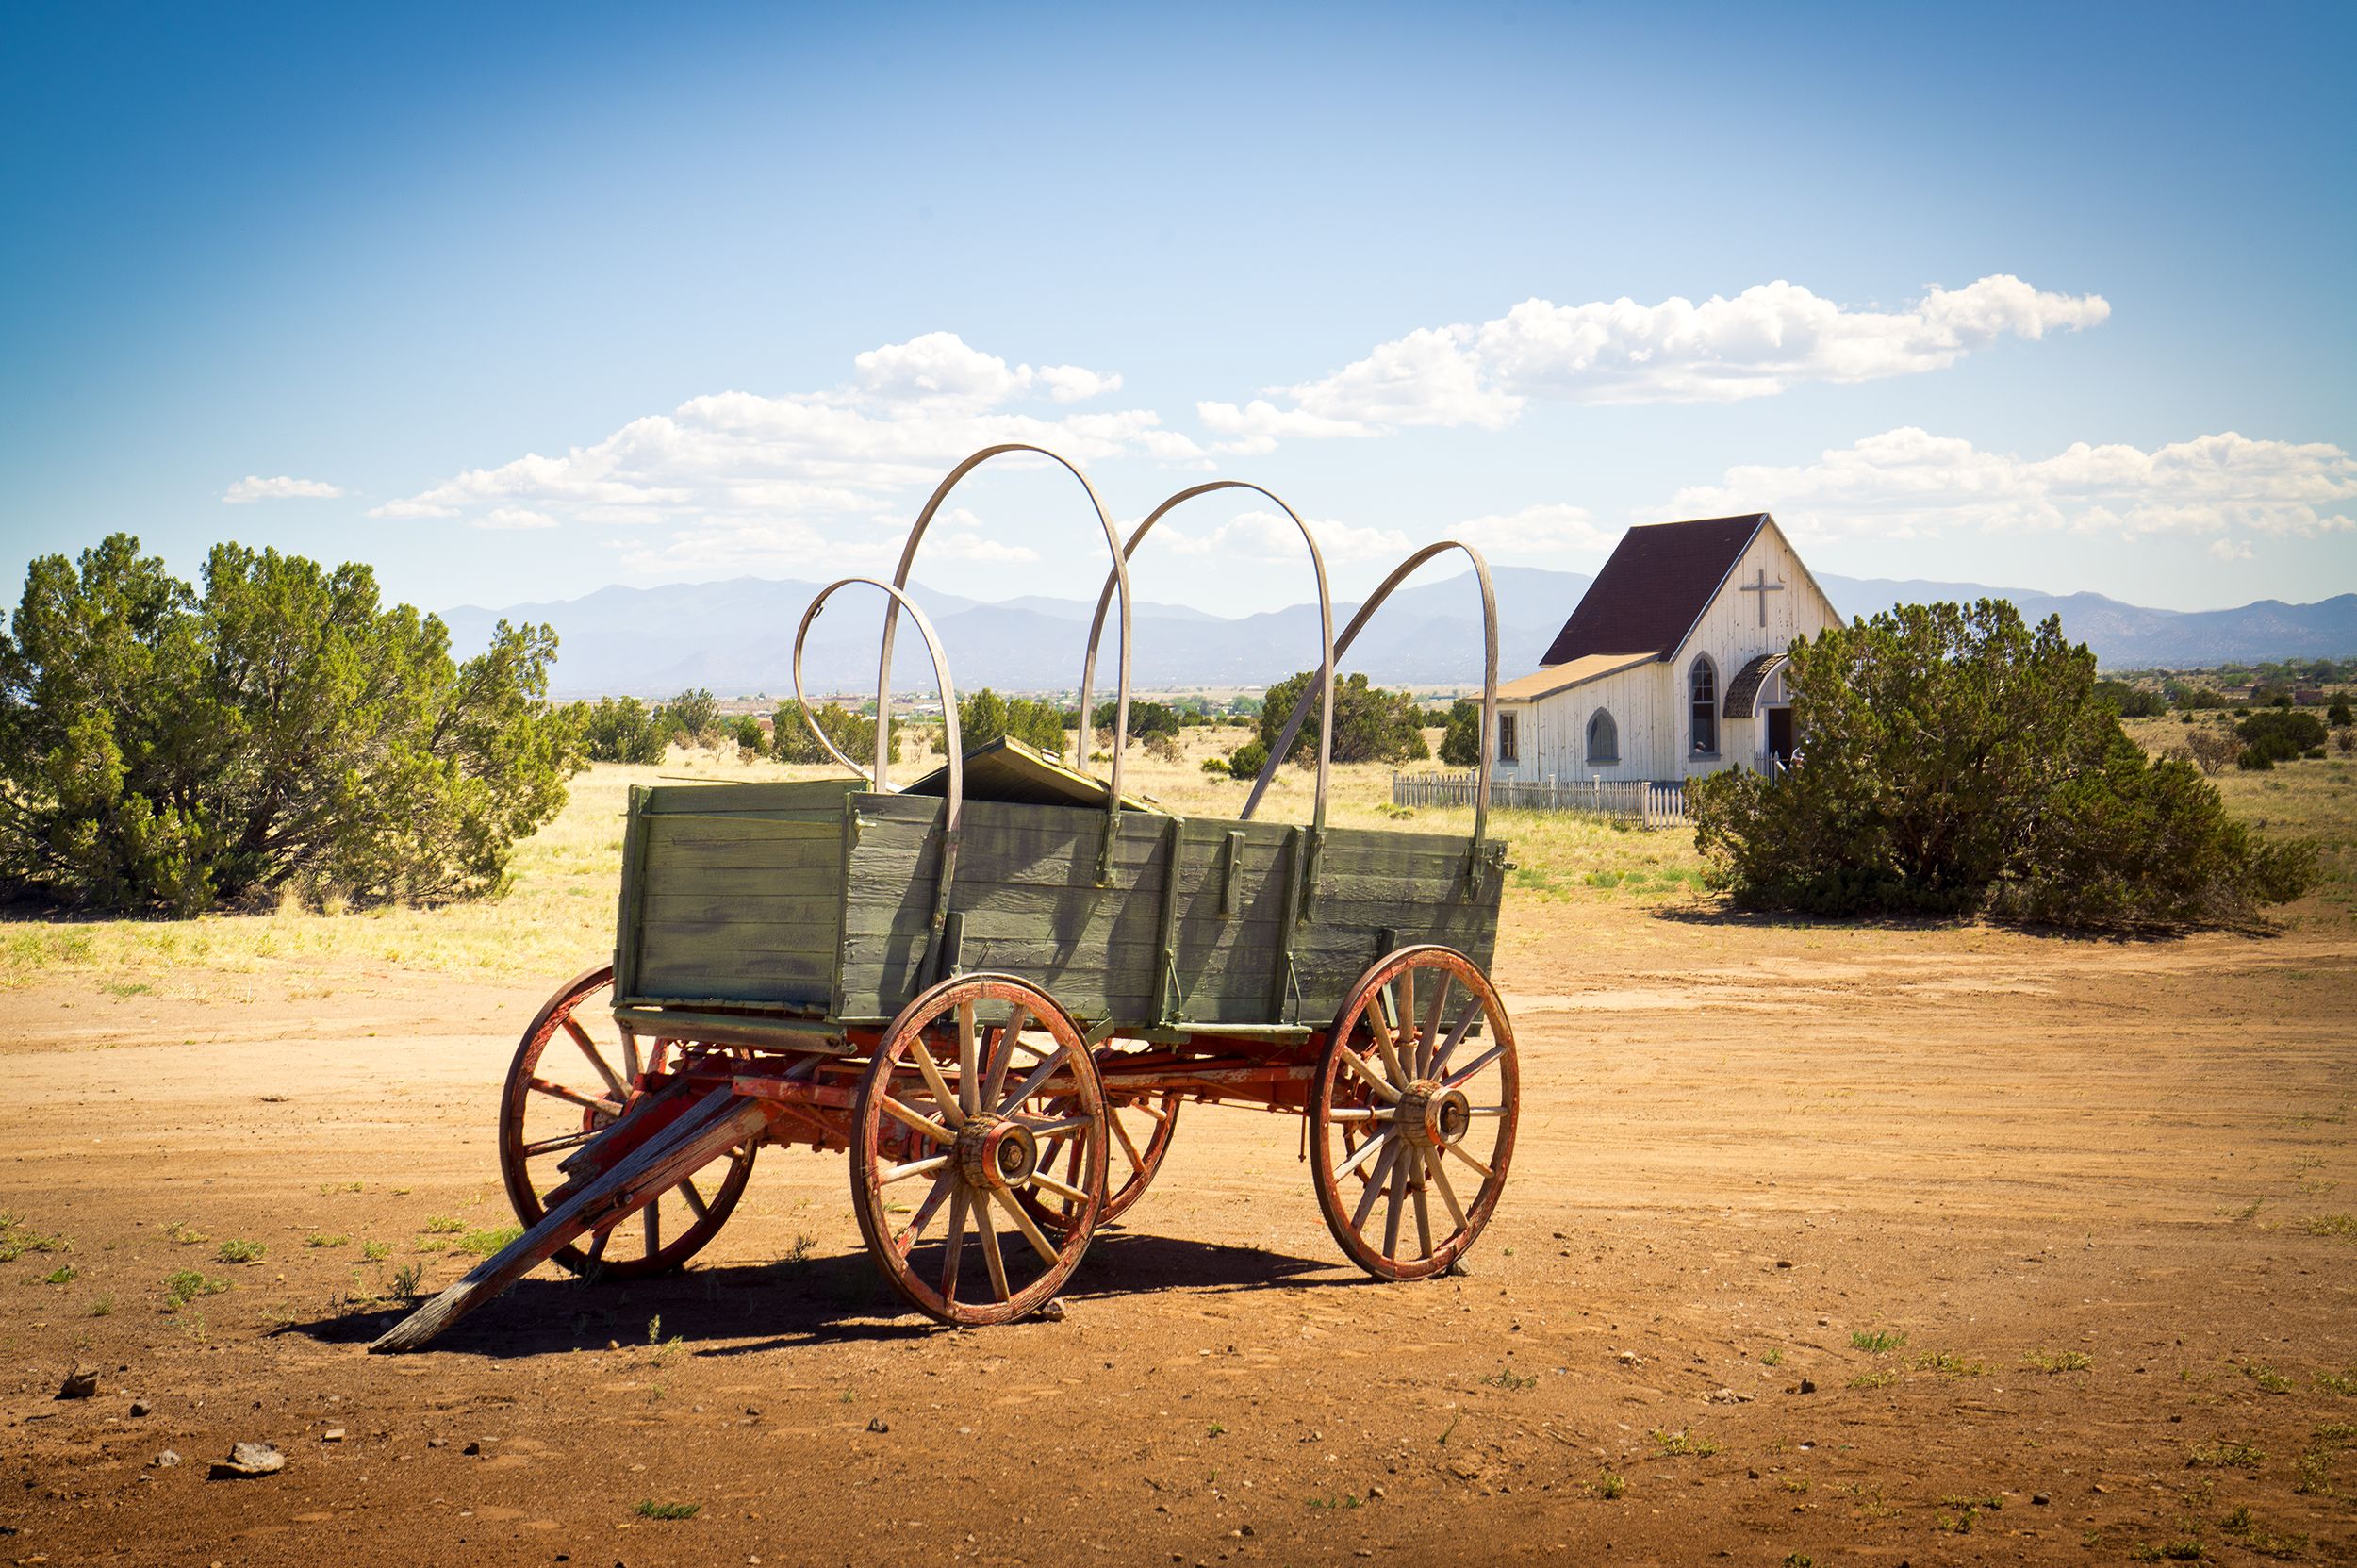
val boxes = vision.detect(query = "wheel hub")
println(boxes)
[1394,1081,1471,1148]
[957,1114,1038,1190]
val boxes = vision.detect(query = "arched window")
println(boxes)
[1689,657,1718,756]
[1585,708,1618,765]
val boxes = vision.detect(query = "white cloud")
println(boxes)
[224,474,344,503]
[1443,503,1616,556]
[1159,508,1414,564]
[369,333,1199,570]
[471,507,559,531]
[1215,274,2110,445]
[1672,427,2357,546]
[2209,538,2253,561]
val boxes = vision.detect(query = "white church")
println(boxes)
[1492,513,1841,785]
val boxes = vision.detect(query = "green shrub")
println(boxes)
[0,536,576,913]
[662,688,717,745]
[773,700,900,767]
[1227,737,1269,781]
[2094,678,2167,718]
[1092,699,1180,743]
[1439,697,1484,767]
[1689,601,2316,929]
[571,695,668,764]
[2237,710,2327,767]
[1256,670,1431,767]
[730,714,766,755]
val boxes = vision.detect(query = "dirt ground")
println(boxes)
[3,897,2355,1566]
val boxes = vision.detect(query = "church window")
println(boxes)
[1689,657,1718,755]
[1585,708,1618,765]
[1496,713,1518,764]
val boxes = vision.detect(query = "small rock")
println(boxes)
[1706,1387,1751,1405]
[128,1398,152,1418]
[2032,1493,2051,1506]
[1365,1484,1385,1500]
[607,1339,620,1351]
[461,1441,482,1456]
[57,1368,98,1400]
[426,1438,446,1448]
[1774,1260,1793,1269]
[323,1429,346,1443]
[209,1442,285,1479]
[1039,1299,1067,1323]
[1796,1378,1817,1395]
[865,1417,889,1434]
[152,1450,182,1469]
[1447,1460,1483,1481]
[745,1406,762,1417]
[1239,1525,1255,1538]
[1616,1350,1642,1367]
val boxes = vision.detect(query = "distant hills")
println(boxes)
[442,569,2357,698]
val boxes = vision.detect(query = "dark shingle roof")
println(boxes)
[1539,514,1767,665]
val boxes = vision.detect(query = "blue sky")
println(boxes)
[2,2,2352,626]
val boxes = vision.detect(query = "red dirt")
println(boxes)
[3,908,2354,1565]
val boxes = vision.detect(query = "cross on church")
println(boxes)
[1739,566,1785,626]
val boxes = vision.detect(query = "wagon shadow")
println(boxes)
[280,1231,1350,1360]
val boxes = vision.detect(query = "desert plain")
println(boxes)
[2,729,2353,1566]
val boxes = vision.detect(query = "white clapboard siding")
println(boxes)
[1393,769,1689,828]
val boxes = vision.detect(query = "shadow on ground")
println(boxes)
[279,1229,1352,1359]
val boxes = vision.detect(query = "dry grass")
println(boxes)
[8,714,2342,999]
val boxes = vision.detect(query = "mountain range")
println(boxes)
[442,569,2357,699]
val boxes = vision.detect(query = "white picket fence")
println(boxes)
[1391,769,1689,828]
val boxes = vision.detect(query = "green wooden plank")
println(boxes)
[643,779,863,816]
[641,889,842,928]
[641,864,848,900]
[614,785,654,999]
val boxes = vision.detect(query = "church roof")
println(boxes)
[1494,652,1656,703]
[1539,514,1769,666]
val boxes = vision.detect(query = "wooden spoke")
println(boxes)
[643,1198,661,1258]
[520,1129,602,1158]
[1380,1144,1409,1260]
[1446,1042,1507,1089]
[1443,1140,1496,1181]
[941,1187,969,1300]
[1029,1168,1090,1204]
[1107,1107,1147,1174]
[1396,967,1419,1073]
[1339,1128,1393,1180]
[561,1016,627,1098]
[981,1005,1029,1109]
[1409,1156,1433,1260]
[1325,1106,1391,1123]
[896,1171,957,1254]
[905,1035,965,1129]
[1425,1148,1468,1230]
[1368,1007,1409,1090]
[1336,1047,1401,1102]
[1017,1114,1093,1138]
[956,1001,980,1114]
[527,1077,621,1118]
[882,1152,952,1185]
[676,1177,710,1220]
[1429,999,1484,1076]
[880,1095,956,1145]
[997,1051,1067,1115]
[584,1227,610,1271]
[975,1204,1012,1302]
[991,1186,1062,1267]
[1350,1141,1398,1232]
[1418,974,1451,1080]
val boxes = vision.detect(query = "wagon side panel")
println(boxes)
[1161,818,1295,1024]
[1291,827,1504,1022]
[619,788,850,1010]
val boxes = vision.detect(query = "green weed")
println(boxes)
[2023,1348,2092,1374]
[420,1216,465,1234]
[1652,1428,1720,1457]
[305,1233,349,1248]
[1591,1470,1626,1499]
[163,1268,227,1303]
[634,1500,700,1521]
[1850,1329,1906,1354]
[215,1239,266,1264]
[2185,1440,2265,1469]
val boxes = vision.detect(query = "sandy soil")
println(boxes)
[3,904,2355,1567]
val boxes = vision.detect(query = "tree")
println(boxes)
[2235,709,2328,768]
[574,696,668,764]
[1093,699,1181,742]
[0,535,577,913]
[1438,698,1483,767]
[664,688,718,745]
[2093,678,2167,718]
[730,714,766,755]
[2328,700,2352,728]
[1255,670,1431,767]
[772,700,898,767]
[1687,600,2313,929]
[1004,696,1069,756]
[959,688,1010,750]
[2184,725,2243,775]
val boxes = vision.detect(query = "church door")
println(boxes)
[1766,706,1795,766]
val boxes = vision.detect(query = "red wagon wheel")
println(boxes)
[1025,1081,1182,1236]
[1310,945,1518,1280]
[498,964,756,1279]
[850,973,1108,1326]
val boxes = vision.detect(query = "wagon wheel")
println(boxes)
[1310,945,1518,1280]
[498,964,756,1279]
[850,973,1109,1326]
[1022,1082,1182,1237]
